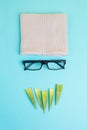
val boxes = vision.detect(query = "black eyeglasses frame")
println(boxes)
[22,60,66,71]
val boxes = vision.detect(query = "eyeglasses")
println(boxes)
[22,60,66,71]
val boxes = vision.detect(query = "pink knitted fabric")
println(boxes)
[20,14,68,55]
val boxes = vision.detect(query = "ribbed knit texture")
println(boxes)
[20,14,68,55]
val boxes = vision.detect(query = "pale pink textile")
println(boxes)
[20,14,68,55]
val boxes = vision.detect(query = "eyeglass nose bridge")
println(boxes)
[41,61,47,65]
[41,61,48,69]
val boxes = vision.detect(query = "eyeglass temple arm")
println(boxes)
[57,61,66,69]
[23,61,30,70]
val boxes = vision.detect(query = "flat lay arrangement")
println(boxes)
[2,1,87,129]
[20,13,68,112]
[25,84,62,112]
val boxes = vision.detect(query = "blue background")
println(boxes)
[0,0,87,130]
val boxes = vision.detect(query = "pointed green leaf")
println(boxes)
[25,88,36,109]
[48,88,54,111]
[42,90,48,112]
[35,88,43,109]
[55,84,62,105]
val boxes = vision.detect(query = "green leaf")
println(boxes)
[42,90,48,112]
[55,84,62,105]
[35,88,43,109]
[25,88,36,109]
[48,88,54,111]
